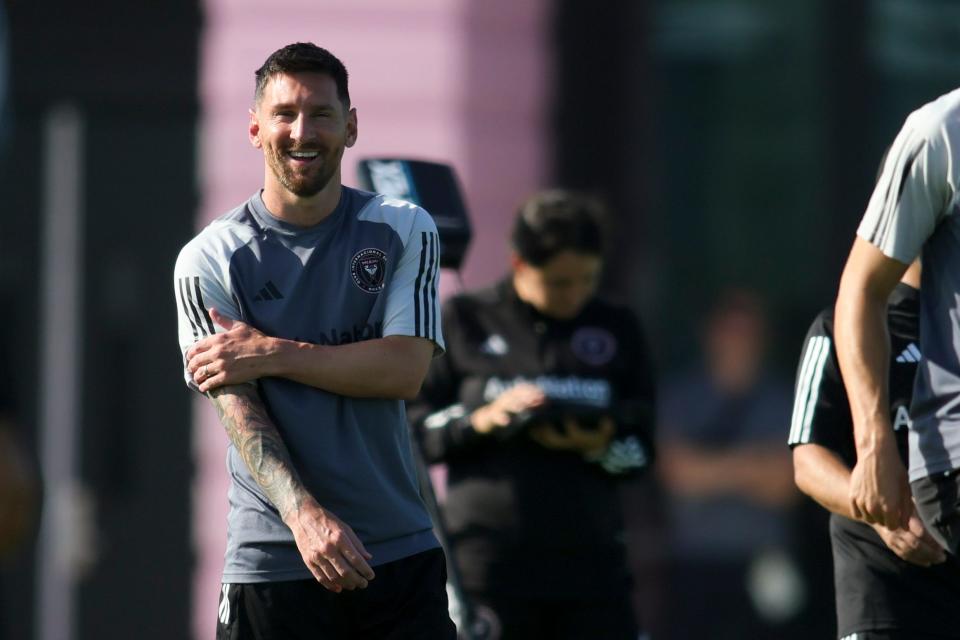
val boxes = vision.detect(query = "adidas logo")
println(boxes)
[480,334,509,356]
[253,281,284,302]
[895,342,921,363]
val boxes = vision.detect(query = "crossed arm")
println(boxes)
[793,443,944,566]
[190,309,434,592]
[187,308,434,398]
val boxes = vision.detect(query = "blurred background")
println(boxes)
[0,0,958,638]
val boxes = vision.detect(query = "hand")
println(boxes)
[849,435,912,529]
[872,511,946,567]
[529,416,615,457]
[186,308,279,392]
[470,383,546,434]
[285,498,376,593]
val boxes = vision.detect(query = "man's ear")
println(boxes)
[345,107,358,148]
[248,108,262,149]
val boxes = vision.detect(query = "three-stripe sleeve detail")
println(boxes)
[427,233,439,342]
[192,276,216,334]
[423,233,434,341]
[789,336,832,444]
[413,232,441,341]
[177,278,199,340]
[870,127,925,247]
[414,232,427,337]
[178,276,214,338]
[872,127,913,244]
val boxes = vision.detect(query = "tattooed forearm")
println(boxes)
[208,385,308,521]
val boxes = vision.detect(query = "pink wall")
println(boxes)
[194,1,550,637]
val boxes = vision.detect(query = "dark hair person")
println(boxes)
[409,190,656,639]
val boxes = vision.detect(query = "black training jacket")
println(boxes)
[407,279,656,597]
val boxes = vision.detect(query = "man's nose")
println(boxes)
[290,113,312,141]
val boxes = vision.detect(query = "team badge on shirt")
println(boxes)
[350,248,387,293]
[480,334,509,356]
[570,327,618,366]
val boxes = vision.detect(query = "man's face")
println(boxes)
[513,251,603,320]
[249,72,357,198]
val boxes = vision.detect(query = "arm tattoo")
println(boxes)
[208,385,308,520]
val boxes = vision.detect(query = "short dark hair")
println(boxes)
[510,190,606,266]
[254,43,350,107]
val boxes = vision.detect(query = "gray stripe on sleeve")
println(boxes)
[789,336,831,444]
[799,337,832,443]
[790,337,822,443]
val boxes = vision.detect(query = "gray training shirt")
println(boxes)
[174,187,444,582]
[857,87,960,482]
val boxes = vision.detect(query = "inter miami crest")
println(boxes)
[350,248,387,293]
[570,327,618,366]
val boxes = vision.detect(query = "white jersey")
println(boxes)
[857,87,960,481]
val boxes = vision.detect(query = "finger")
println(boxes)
[505,392,541,412]
[850,499,863,522]
[534,428,566,449]
[305,561,338,591]
[515,383,543,396]
[525,391,547,406]
[916,532,947,562]
[209,307,235,331]
[885,503,903,531]
[199,372,227,393]
[327,553,367,590]
[343,528,375,565]
[186,352,211,373]
[186,339,214,361]
[904,543,940,566]
[341,545,375,581]
[880,506,898,529]
[917,537,947,562]
[908,513,927,538]
[337,545,373,589]
[315,558,343,593]
[562,417,580,435]
[338,540,375,584]
[899,491,914,530]
[512,385,545,405]
[529,429,551,448]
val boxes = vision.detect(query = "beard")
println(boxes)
[266,143,343,197]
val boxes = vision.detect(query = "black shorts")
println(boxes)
[830,514,960,638]
[216,548,457,640]
[466,589,638,640]
[912,469,960,555]
[840,631,960,640]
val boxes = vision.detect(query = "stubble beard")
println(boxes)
[267,145,342,198]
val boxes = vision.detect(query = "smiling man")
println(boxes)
[173,43,454,639]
